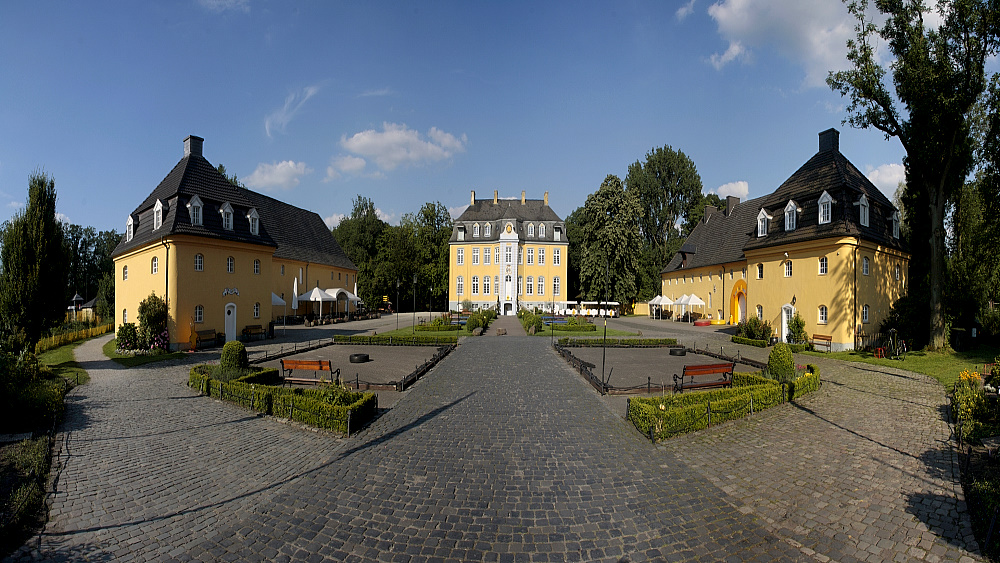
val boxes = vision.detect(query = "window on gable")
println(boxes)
[527,224,535,237]
[220,202,234,230]
[187,195,203,226]
[819,256,827,275]
[756,209,771,237]
[818,191,833,225]
[126,216,134,242]
[484,223,491,237]
[859,195,869,227]
[863,256,870,276]
[154,200,164,230]
[247,208,259,236]
[784,201,797,231]
[473,224,480,237]
[539,224,545,238]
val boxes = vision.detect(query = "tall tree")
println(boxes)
[564,207,585,301]
[827,0,999,349]
[402,202,452,312]
[579,175,643,311]
[332,195,387,308]
[625,146,704,262]
[0,172,70,351]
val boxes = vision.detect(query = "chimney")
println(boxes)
[704,205,718,224]
[471,190,476,206]
[493,190,498,204]
[184,135,204,157]
[726,196,740,217]
[544,191,549,206]
[521,190,526,205]
[819,128,839,152]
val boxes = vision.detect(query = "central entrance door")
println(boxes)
[781,304,794,343]
[225,303,237,342]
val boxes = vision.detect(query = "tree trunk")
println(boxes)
[928,188,948,350]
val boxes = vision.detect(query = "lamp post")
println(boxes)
[396,278,400,332]
[601,257,609,391]
[412,274,417,334]
[429,285,433,321]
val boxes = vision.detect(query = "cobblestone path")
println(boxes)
[10,328,982,562]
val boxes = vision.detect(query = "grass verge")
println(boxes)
[103,339,186,367]
[532,325,639,337]
[801,345,1000,390]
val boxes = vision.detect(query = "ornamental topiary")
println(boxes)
[221,340,249,370]
[767,342,795,381]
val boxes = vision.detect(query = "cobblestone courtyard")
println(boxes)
[8,316,983,562]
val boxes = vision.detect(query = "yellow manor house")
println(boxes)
[449,191,569,315]
[112,136,357,350]
[661,129,909,351]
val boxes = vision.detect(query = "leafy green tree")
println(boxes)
[402,202,452,312]
[64,225,119,305]
[95,272,115,323]
[564,207,585,301]
[0,172,70,351]
[626,146,704,258]
[827,0,1000,349]
[579,175,643,311]
[332,195,387,307]
[216,164,244,188]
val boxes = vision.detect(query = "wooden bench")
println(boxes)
[191,329,219,350]
[279,359,336,386]
[673,362,735,393]
[811,334,833,352]
[242,324,266,341]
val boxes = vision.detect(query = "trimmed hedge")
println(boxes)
[628,367,821,441]
[787,343,811,353]
[731,336,768,348]
[551,324,597,332]
[332,334,457,345]
[414,324,463,331]
[188,366,376,434]
[558,337,678,347]
[36,323,114,355]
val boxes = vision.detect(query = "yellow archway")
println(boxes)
[729,279,747,324]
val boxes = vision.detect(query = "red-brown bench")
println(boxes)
[673,362,735,393]
[280,359,336,386]
[812,333,833,352]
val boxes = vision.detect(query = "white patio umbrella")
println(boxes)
[647,295,662,319]
[292,277,299,312]
[298,287,336,318]
[272,293,286,335]
[686,294,706,322]
[675,294,690,319]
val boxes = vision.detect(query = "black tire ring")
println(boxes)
[668,348,686,356]
[349,353,370,363]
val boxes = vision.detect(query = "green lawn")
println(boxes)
[374,327,463,338]
[37,340,89,386]
[801,345,1000,390]
[533,325,639,337]
[102,339,186,367]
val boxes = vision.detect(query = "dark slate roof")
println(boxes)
[451,198,564,243]
[662,129,906,274]
[112,142,356,271]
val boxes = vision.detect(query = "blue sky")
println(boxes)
[0,0,911,233]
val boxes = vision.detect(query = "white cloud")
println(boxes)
[376,208,396,224]
[244,161,312,191]
[7,201,22,209]
[709,41,747,70]
[265,85,320,138]
[324,155,367,181]
[359,88,393,97]
[676,0,696,20]
[448,204,469,219]
[324,213,346,229]
[711,181,749,199]
[55,212,70,224]
[865,163,905,199]
[339,122,467,171]
[198,0,249,13]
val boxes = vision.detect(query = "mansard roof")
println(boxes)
[451,196,564,243]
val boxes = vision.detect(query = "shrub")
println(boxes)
[733,371,778,387]
[466,313,483,333]
[116,323,139,351]
[552,323,597,332]
[767,343,795,380]
[736,316,772,341]
[954,369,988,442]
[137,292,169,350]
[788,312,808,344]
[221,341,249,371]
[461,299,474,312]
[731,336,768,348]
[557,337,678,347]
[521,313,544,334]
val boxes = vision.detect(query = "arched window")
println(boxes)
[756,305,763,320]
[227,256,235,274]
[253,259,260,275]
[554,276,561,295]
[154,199,164,230]
[151,256,158,274]
[483,275,490,294]
[187,195,203,226]
[123,265,128,280]
[126,216,134,241]
[537,276,544,296]
[220,202,234,230]
[195,305,204,323]
[484,223,491,237]
[539,223,545,238]
[527,223,535,237]
[859,195,869,227]
[784,261,792,277]
[757,209,770,237]
[526,276,533,295]
[818,191,833,225]
[457,276,464,295]
[472,276,479,295]
[473,223,480,237]
[247,208,259,236]
[819,256,827,275]
[784,200,797,231]
[818,305,828,324]
[862,304,870,323]
[862,257,870,276]
[253,302,260,318]
[194,254,204,271]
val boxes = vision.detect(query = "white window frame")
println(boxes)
[153,199,164,230]
[518,247,523,264]
[554,276,561,295]
[526,276,533,295]
[457,276,464,295]
[757,263,764,279]
[818,191,834,225]
[527,248,534,265]
[247,208,260,236]
[126,216,134,242]
[187,195,203,226]
[859,195,869,227]
[195,254,204,271]
[895,264,901,281]
[484,247,491,265]
[518,276,523,294]
[472,248,480,265]
[472,276,479,295]
[818,305,828,324]
[537,276,544,296]
[254,302,260,319]
[473,223,480,237]
[553,248,560,265]
[756,305,763,320]
[457,248,464,265]
[195,304,204,323]
[484,223,491,237]
[756,209,771,237]
[227,256,235,274]
[253,259,260,275]
[784,200,797,231]
[151,256,158,274]
[819,256,828,275]
[863,257,870,276]
[785,261,792,277]
[123,265,128,280]
[483,275,490,295]
[505,246,512,264]
[220,202,234,231]
[527,224,535,237]
[539,224,545,238]
[538,248,545,265]
[862,304,870,323]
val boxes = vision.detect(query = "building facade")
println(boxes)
[112,136,357,350]
[449,191,568,315]
[661,129,909,351]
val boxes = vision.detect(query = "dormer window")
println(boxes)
[473,223,480,237]
[457,225,465,241]
[484,223,491,237]
[858,195,869,227]
[892,210,900,238]
[247,208,260,236]
[126,215,134,242]
[153,199,165,230]
[818,191,834,225]
[554,226,562,241]
[528,223,535,237]
[187,195,203,226]
[539,224,545,238]
[220,202,234,231]
[756,209,771,237]
[784,201,798,231]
